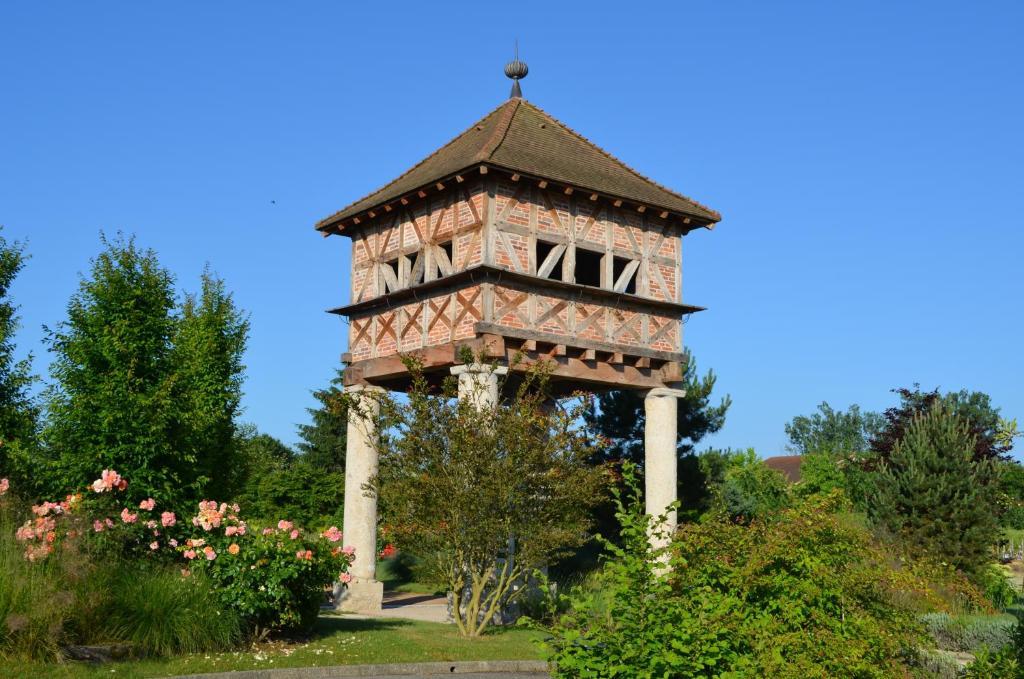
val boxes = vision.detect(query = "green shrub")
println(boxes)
[964,645,1022,678]
[541,465,924,678]
[182,506,352,634]
[977,565,1020,611]
[714,448,790,522]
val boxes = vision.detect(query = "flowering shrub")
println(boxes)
[9,471,353,636]
[181,505,353,633]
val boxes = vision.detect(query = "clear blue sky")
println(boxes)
[2,2,1021,456]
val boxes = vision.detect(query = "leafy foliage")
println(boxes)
[541,466,925,678]
[870,405,1000,576]
[172,270,249,500]
[785,401,884,456]
[871,385,1012,464]
[712,448,790,522]
[231,427,344,528]
[42,235,248,510]
[0,228,38,492]
[376,356,607,636]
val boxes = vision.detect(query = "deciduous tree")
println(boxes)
[375,357,606,636]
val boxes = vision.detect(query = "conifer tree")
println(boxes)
[296,368,347,473]
[870,404,999,575]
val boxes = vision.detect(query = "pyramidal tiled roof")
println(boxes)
[317,98,720,231]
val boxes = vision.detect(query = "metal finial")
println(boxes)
[504,40,528,99]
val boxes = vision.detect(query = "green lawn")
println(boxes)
[0,616,546,679]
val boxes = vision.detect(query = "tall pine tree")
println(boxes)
[870,404,999,576]
[295,368,347,473]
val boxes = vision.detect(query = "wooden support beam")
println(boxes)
[583,348,597,361]
[610,352,623,364]
[635,357,651,369]
[564,187,574,196]
[551,344,567,357]
[479,165,488,174]
[613,199,623,208]
[383,204,392,212]
[455,174,464,183]
[589,193,598,201]
[522,339,537,352]
[682,216,691,224]
[538,180,548,189]
[511,173,520,181]
[637,205,647,214]
[400,197,409,205]
[418,190,427,198]
[435,182,445,191]
[659,211,669,219]
[353,217,361,225]
[368,210,376,218]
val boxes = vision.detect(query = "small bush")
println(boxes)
[978,564,1020,611]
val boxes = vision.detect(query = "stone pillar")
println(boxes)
[449,363,508,409]
[339,384,385,613]
[644,387,686,552]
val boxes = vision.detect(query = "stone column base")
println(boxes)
[337,578,384,614]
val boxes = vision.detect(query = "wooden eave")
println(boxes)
[317,163,719,239]
[328,264,706,319]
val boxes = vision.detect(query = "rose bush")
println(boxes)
[9,470,353,636]
[180,506,353,633]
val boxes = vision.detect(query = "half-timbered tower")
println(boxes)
[318,62,721,613]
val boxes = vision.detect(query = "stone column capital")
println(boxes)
[344,384,387,395]
[450,363,509,377]
[646,386,687,399]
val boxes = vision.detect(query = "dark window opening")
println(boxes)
[535,240,563,281]
[612,256,637,295]
[574,248,603,288]
[382,258,400,291]
[438,240,454,270]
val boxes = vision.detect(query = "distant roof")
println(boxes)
[762,455,803,484]
[316,97,721,233]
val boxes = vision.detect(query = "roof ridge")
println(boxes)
[316,100,512,229]
[475,98,520,162]
[519,100,721,221]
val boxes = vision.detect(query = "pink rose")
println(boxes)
[225,525,238,537]
[145,520,157,530]
[203,546,216,561]
[161,511,176,527]
[339,572,352,584]
[105,518,114,528]
[149,541,159,551]
[342,545,355,556]
[262,527,274,536]
[120,508,137,524]
[323,526,343,543]
[277,520,293,531]
[93,520,105,533]
[289,529,300,540]
[169,539,178,547]
[0,478,9,495]
[184,549,197,560]
[139,498,156,511]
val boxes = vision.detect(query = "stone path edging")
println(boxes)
[174,659,549,678]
